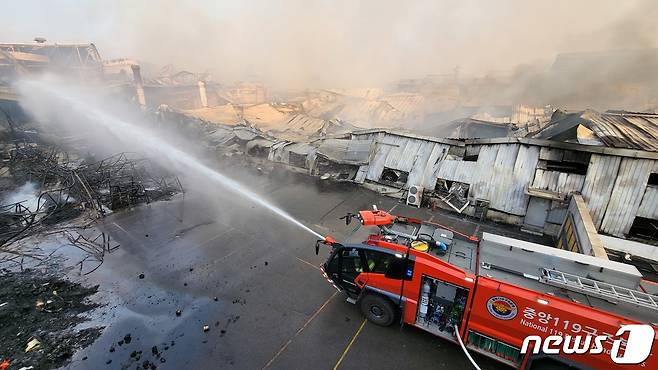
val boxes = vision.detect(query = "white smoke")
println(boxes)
[3,182,40,211]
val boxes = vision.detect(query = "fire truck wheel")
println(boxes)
[359,294,396,326]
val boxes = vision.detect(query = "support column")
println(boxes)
[198,80,208,108]
[130,64,146,107]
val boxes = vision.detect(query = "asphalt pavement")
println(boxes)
[59,167,543,370]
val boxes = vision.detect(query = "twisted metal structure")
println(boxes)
[0,145,183,251]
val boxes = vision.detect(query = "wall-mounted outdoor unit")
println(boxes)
[407,185,423,207]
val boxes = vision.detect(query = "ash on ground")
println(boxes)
[0,269,101,369]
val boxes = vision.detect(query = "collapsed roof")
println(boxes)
[533,109,658,152]
[434,117,511,139]
[0,42,103,81]
[315,139,372,165]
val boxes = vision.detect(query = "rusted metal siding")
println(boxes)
[531,169,585,194]
[600,158,655,236]
[581,154,621,229]
[557,195,607,258]
[637,186,658,219]
[469,144,539,216]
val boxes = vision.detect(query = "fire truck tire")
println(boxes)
[359,294,396,326]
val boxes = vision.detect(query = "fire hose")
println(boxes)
[454,325,482,370]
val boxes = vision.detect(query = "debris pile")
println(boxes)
[431,180,470,213]
[0,145,183,265]
[0,269,101,370]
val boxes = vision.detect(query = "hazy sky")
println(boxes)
[2,0,656,88]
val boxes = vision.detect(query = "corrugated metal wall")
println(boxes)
[469,145,502,204]
[366,139,392,181]
[364,133,449,189]
[531,169,585,194]
[600,158,655,236]
[469,144,539,216]
[539,146,564,161]
[351,132,657,235]
[636,161,658,220]
[510,145,541,215]
[410,141,447,188]
[436,160,477,184]
[637,186,658,219]
[355,166,368,183]
[581,154,621,229]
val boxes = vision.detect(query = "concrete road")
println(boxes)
[62,168,542,370]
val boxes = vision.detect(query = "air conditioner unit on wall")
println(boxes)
[407,185,423,207]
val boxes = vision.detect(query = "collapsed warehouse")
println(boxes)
[160,108,658,242]
[154,105,658,294]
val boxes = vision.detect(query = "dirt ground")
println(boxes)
[0,269,101,369]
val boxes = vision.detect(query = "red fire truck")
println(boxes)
[318,209,658,369]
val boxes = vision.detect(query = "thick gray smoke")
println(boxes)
[2,0,656,90]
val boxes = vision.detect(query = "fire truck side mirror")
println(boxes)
[315,240,320,255]
[385,257,406,280]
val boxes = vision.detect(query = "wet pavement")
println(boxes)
[58,169,549,370]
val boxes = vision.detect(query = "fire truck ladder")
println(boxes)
[539,268,658,312]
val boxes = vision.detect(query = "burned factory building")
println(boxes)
[190,116,657,244]
[140,93,658,248]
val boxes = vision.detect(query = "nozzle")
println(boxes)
[324,235,337,245]
[315,235,338,255]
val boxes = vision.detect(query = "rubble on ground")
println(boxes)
[0,269,101,369]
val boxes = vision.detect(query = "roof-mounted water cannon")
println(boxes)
[358,209,395,226]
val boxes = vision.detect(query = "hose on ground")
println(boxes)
[454,325,482,370]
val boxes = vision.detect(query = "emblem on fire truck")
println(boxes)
[486,296,517,320]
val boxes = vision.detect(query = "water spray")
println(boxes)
[19,79,325,241]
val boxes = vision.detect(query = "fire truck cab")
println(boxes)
[320,209,658,369]
[322,210,478,329]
